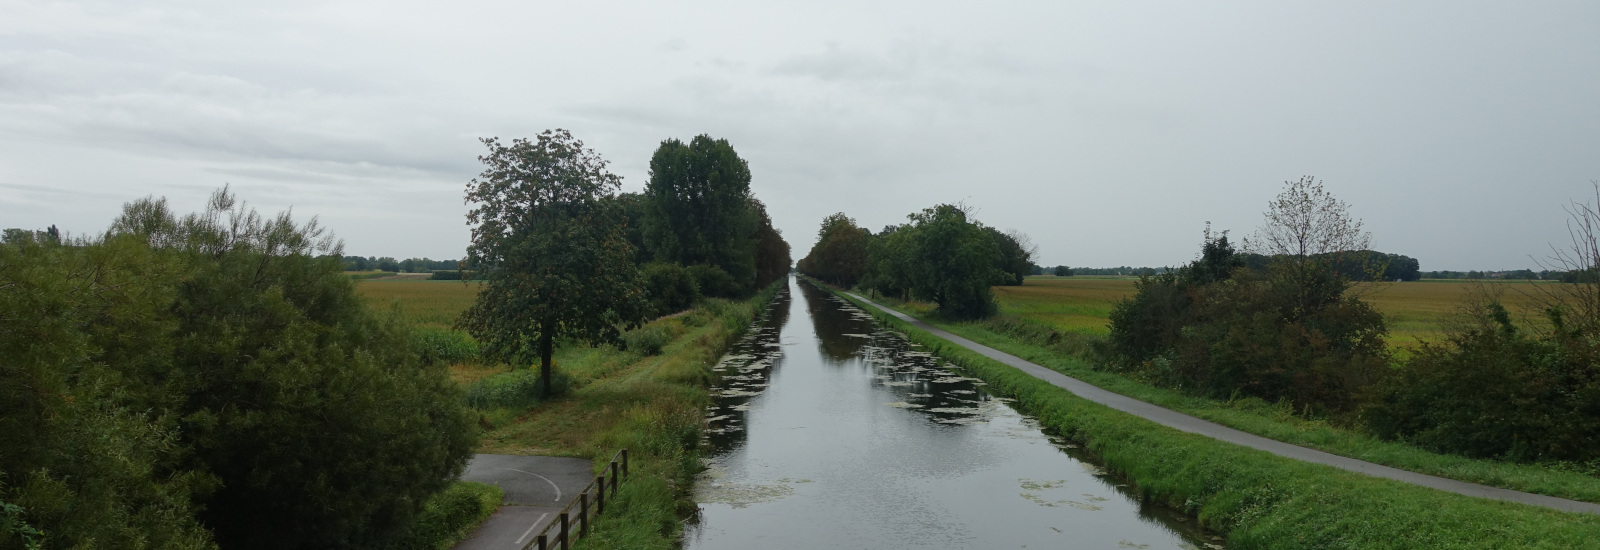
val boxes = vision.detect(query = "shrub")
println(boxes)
[391,482,502,550]
[1363,303,1600,462]
[464,368,572,410]
[688,263,740,298]
[643,262,700,315]
[2,190,479,550]
[624,325,673,356]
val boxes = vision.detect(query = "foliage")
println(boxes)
[1,189,478,550]
[687,264,740,299]
[749,198,793,290]
[1052,265,1073,277]
[1364,302,1600,462]
[642,135,759,292]
[460,130,649,395]
[1106,185,1390,414]
[796,213,870,287]
[641,262,700,316]
[987,227,1037,286]
[390,482,503,550]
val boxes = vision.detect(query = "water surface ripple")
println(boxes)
[686,278,1220,550]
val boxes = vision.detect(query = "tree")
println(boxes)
[987,227,1037,286]
[642,135,759,291]
[901,204,1006,319]
[1247,176,1374,314]
[1053,265,1073,277]
[750,198,792,289]
[797,213,870,287]
[460,130,649,395]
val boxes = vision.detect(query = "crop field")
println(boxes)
[354,279,481,329]
[1001,276,1561,350]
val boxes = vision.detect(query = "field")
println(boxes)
[999,276,1561,350]
[354,278,481,329]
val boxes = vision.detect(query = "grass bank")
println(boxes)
[824,283,1600,549]
[462,282,782,549]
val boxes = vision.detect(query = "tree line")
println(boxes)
[1,190,476,549]
[341,255,459,273]
[457,130,790,395]
[796,204,1036,319]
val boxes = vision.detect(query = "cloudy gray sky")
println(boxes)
[3,1,1597,270]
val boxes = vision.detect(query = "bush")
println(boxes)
[464,368,572,410]
[391,482,502,550]
[1103,232,1388,415]
[688,263,740,298]
[624,325,673,356]
[1,190,479,550]
[1363,303,1600,462]
[643,262,700,316]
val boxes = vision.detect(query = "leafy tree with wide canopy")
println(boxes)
[460,130,649,395]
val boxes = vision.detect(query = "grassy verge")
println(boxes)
[461,282,782,549]
[826,284,1600,549]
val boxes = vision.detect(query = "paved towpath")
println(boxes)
[452,454,594,550]
[845,291,1600,515]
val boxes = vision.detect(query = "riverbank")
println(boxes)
[820,280,1600,549]
[465,281,782,549]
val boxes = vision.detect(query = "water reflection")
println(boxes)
[689,278,1222,550]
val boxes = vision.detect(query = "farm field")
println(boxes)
[1001,276,1560,350]
[354,278,481,329]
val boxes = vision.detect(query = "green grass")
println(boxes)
[830,284,1600,549]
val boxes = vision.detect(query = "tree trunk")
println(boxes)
[539,330,554,397]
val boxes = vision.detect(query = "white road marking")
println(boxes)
[498,468,562,502]
[515,512,550,546]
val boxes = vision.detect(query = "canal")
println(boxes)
[684,277,1221,549]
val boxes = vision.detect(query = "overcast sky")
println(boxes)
[3,1,1597,270]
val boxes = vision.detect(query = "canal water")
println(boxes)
[685,278,1221,549]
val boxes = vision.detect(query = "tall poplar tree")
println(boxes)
[642,135,758,291]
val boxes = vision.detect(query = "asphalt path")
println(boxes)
[845,291,1600,515]
[452,454,595,550]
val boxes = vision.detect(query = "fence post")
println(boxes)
[621,449,629,479]
[610,461,619,497]
[558,512,569,550]
[579,492,589,538]
[535,534,547,550]
[596,476,606,515]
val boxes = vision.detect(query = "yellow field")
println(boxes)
[999,277,1561,350]
[354,279,482,329]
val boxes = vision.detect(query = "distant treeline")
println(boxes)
[1038,251,1422,281]
[1420,269,1560,280]
[798,205,1036,318]
[341,255,458,273]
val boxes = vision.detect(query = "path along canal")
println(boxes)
[685,278,1222,549]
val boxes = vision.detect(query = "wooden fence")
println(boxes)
[520,449,630,550]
